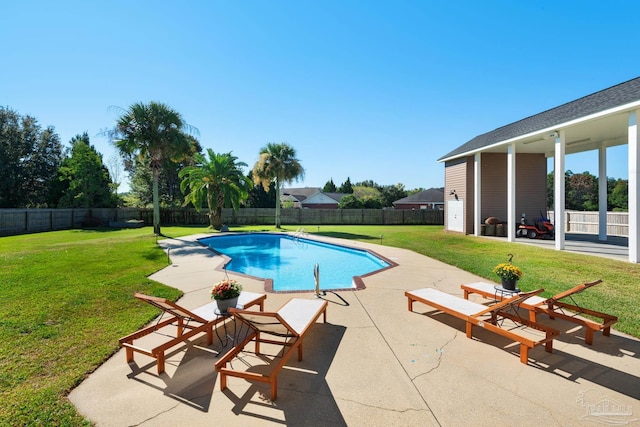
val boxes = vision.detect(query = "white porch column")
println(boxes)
[507,143,516,241]
[629,111,639,263]
[554,131,566,250]
[474,153,482,236]
[598,143,608,241]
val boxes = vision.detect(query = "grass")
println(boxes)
[0,224,638,425]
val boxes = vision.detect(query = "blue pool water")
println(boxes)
[199,233,391,291]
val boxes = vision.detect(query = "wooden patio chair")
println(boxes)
[405,288,559,364]
[215,298,328,400]
[461,280,617,345]
[119,291,266,374]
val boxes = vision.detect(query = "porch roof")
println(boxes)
[439,77,640,162]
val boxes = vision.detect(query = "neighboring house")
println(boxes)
[282,187,347,209]
[438,76,640,263]
[393,188,444,210]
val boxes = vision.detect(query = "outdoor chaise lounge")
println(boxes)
[460,280,618,345]
[405,288,560,364]
[119,291,266,374]
[215,298,328,400]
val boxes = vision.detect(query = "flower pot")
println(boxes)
[215,296,239,314]
[501,278,517,291]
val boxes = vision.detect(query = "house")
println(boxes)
[393,188,444,210]
[438,77,640,263]
[282,188,347,209]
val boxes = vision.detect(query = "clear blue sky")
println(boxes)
[1,1,635,193]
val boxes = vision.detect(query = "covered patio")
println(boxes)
[439,77,639,262]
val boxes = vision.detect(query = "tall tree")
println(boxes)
[126,136,201,208]
[252,142,305,228]
[609,179,628,211]
[322,178,337,193]
[245,171,276,208]
[106,152,124,198]
[567,171,598,210]
[54,133,116,208]
[380,183,408,207]
[0,107,63,207]
[179,149,253,230]
[338,177,354,194]
[110,102,198,234]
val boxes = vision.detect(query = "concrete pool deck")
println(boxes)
[69,234,640,426]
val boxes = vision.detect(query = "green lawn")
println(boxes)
[0,225,638,425]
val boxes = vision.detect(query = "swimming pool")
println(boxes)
[199,233,393,292]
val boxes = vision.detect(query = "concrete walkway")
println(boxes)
[69,234,640,426]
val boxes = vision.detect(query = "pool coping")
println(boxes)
[196,231,398,294]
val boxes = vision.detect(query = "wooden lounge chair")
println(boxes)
[215,298,328,400]
[460,280,617,345]
[405,288,559,364]
[119,291,266,374]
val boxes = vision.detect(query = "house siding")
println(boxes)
[445,153,547,234]
[515,153,548,222]
[480,153,547,226]
[465,159,475,233]
[481,154,508,222]
[444,157,469,233]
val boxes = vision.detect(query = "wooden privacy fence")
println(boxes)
[0,207,444,236]
[132,208,444,226]
[548,210,628,237]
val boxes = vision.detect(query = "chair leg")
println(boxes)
[519,345,529,364]
[125,347,134,363]
[157,352,165,374]
[547,303,556,320]
[219,372,227,391]
[545,337,553,353]
[585,329,594,345]
[271,378,278,400]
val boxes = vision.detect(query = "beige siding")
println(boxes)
[515,154,548,222]
[480,153,507,221]
[465,158,475,233]
[444,153,547,234]
[444,157,469,233]
[480,153,547,225]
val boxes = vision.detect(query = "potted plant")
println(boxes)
[210,279,243,313]
[493,256,523,291]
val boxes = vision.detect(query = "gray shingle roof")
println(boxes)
[393,188,444,205]
[439,77,640,161]
[282,188,347,203]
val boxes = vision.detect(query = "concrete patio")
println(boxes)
[69,234,640,426]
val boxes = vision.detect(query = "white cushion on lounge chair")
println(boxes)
[408,288,486,316]
[277,298,327,335]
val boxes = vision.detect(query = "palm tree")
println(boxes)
[252,142,305,228]
[110,102,198,235]
[179,149,253,230]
